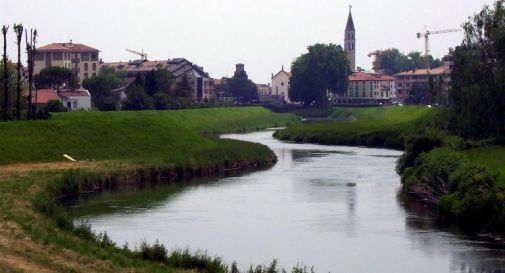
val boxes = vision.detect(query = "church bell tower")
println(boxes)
[344,5,356,71]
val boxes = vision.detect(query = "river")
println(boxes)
[72,130,505,273]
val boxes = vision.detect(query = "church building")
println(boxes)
[336,6,398,105]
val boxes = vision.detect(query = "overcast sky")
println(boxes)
[2,0,495,83]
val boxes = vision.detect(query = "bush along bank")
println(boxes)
[397,129,505,234]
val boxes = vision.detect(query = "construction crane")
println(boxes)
[367,50,383,73]
[125,48,148,61]
[417,28,461,68]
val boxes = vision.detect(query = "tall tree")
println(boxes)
[2,25,9,121]
[290,43,350,106]
[35,66,75,91]
[25,28,37,119]
[174,74,193,98]
[218,70,259,103]
[82,66,126,111]
[13,23,23,120]
[122,85,154,110]
[449,0,505,138]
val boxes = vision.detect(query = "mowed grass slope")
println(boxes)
[275,106,438,149]
[0,107,299,165]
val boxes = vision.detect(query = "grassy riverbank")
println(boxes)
[0,107,298,165]
[275,106,439,149]
[0,107,302,273]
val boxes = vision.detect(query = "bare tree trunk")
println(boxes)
[2,25,9,121]
[25,29,36,120]
[14,23,23,120]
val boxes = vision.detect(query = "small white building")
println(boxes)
[271,66,291,103]
[59,90,92,111]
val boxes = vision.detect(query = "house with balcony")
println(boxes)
[34,41,100,85]
[334,72,397,105]
[394,63,452,103]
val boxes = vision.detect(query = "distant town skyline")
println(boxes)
[2,0,495,83]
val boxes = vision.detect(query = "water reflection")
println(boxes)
[73,130,505,273]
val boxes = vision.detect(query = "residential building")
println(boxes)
[102,58,212,101]
[168,58,212,101]
[256,84,271,96]
[344,6,356,72]
[334,72,397,105]
[271,66,291,103]
[34,41,100,84]
[59,89,92,111]
[101,60,168,84]
[31,88,91,111]
[394,63,452,103]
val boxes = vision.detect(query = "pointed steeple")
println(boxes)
[344,4,356,72]
[345,5,355,31]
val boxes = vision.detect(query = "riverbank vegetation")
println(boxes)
[275,106,438,149]
[0,106,306,272]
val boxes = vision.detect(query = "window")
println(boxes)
[84,73,88,79]
[84,63,88,71]
[92,72,96,77]
[281,82,284,86]
[73,101,77,109]
[92,63,96,71]
[67,101,71,109]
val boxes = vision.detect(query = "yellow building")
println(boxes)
[34,41,100,85]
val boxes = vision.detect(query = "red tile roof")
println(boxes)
[393,65,451,76]
[101,60,168,73]
[37,43,99,52]
[59,90,90,97]
[349,72,395,81]
[33,89,59,104]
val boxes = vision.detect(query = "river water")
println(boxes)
[72,130,505,273]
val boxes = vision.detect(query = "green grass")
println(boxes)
[0,107,298,165]
[275,106,439,149]
[0,106,301,273]
[462,145,505,185]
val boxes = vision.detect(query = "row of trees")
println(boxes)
[449,0,505,138]
[372,49,442,75]
[1,23,38,121]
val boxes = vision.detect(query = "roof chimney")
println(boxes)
[235,63,245,74]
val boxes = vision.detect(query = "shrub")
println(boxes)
[168,249,224,272]
[438,163,501,229]
[396,128,444,175]
[137,240,168,263]
[46,100,67,112]
[402,148,466,205]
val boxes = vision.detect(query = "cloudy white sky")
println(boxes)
[2,0,495,83]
